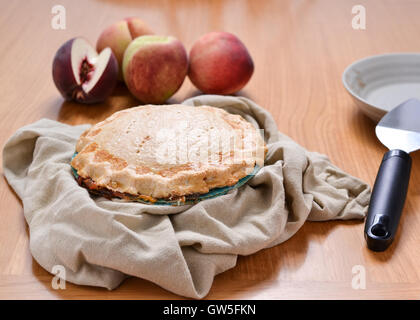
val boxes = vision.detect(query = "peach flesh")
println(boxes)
[52,38,118,104]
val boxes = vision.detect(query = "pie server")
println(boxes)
[365,98,420,251]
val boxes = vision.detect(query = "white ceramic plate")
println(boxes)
[342,53,420,122]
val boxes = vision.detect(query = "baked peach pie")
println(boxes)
[71,105,266,202]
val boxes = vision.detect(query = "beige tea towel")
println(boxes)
[2,95,371,299]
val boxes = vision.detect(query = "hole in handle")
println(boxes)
[371,224,388,238]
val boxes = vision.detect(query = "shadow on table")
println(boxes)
[57,83,140,126]
[206,219,362,299]
[349,108,379,150]
[31,261,184,299]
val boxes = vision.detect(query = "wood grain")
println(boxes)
[1,0,420,299]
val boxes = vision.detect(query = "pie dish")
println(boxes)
[71,104,267,203]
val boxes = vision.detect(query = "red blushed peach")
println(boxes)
[96,17,153,80]
[122,35,188,104]
[188,32,254,95]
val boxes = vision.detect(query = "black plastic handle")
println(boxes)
[364,149,411,252]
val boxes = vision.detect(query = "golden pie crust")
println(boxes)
[71,105,266,199]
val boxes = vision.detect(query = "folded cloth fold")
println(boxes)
[2,95,370,299]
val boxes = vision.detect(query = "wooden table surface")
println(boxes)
[1,0,420,300]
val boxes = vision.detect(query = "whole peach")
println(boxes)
[188,32,254,95]
[96,17,153,80]
[123,35,188,104]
